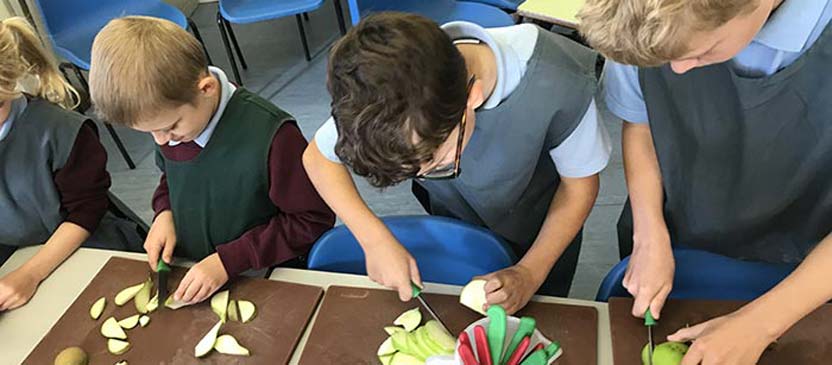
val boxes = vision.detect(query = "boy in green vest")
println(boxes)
[89,16,335,304]
[303,13,610,313]
[580,0,832,363]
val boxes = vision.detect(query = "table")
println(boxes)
[517,0,585,29]
[0,247,613,364]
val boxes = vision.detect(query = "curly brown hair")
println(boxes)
[328,12,469,188]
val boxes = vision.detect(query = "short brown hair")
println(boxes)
[328,12,468,188]
[89,16,208,126]
[578,0,758,66]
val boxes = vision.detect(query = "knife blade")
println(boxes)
[411,282,451,335]
[156,260,171,309]
[645,308,657,365]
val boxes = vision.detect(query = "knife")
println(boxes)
[156,260,171,309]
[645,308,657,365]
[411,282,451,335]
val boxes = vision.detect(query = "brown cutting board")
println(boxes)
[298,285,598,365]
[609,297,832,365]
[24,256,323,365]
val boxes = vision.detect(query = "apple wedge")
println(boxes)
[145,294,159,313]
[393,308,421,332]
[210,290,229,322]
[133,278,152,314]
[384,326,405,336]
[164,296,190,310]
[90,297,106,320]
[377,336,396,356]
[459,279,488,315]
[100,317,127,340]
[227,300,239,322]
[107,339,130,355]
[214,334,250,356]
[118,315,140,330]
[194,320,223,358]
[238,300,256,323]
[139,315,150,327]
[114,282,144,306]
[115,361,128,365]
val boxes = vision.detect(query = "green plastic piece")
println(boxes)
[500,316,536,365]
[156,260,171,272]
[519,349,548,365]
[487,305,507,365]
[544,342,561,359]
[410,282,422,298]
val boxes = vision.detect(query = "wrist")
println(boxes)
[517,259,548,286]
[16,265,46,283]
[739,300,793,341]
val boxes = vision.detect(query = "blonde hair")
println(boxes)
[89,16,208,126]
[0,17,79,109]
[578,0,759,67]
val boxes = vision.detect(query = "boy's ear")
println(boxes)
[197,74,220,96]
[467,78,486,110]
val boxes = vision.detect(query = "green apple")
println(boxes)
[642,342,689,365]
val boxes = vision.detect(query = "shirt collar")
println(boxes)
[169,66,237,147]
[754,0,829,52]
[0,97,28,142]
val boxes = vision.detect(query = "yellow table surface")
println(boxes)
[518,0,586,27]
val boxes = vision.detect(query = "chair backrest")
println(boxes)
[596,248,796,302]
[346,0,514,27]
[307,215,516,286]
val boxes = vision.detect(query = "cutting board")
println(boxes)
[298,286,598,365]
[24,257,323,365]
[609,297,832,364]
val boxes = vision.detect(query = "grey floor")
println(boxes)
[101,2,625,300]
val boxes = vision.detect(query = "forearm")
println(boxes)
[519,174,599,284]
[302,142,393,250]
[18,222,89,282]
[741,232,832,339]
[622,122,667,242]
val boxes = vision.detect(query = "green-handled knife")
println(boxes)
[645,308,657,365]
[156,260,171,309]
[411,282,451,335]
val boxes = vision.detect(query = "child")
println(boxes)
[303,13,610,313]
[0,17,143,311]
[580,0,832,363]
[89,16,335,304]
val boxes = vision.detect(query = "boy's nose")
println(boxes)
[151,131,170,145]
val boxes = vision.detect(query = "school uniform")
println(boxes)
[315,23,611,296]
[152,67,335,278]
[605,0,832,263]
[0,96,144,264]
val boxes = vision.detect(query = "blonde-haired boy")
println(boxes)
[90,16,335,304]
[578,0,832,363]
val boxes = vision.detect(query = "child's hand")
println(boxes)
[668,309,776,365]
[365,238,421,302]
[476,264,539,315]
[0,268,40,311]
[144,210,176,270]
[174,253,228,304]
[625,224,675,319]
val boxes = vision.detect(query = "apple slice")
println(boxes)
[379,354,394,365]
[90,297,106,320]
[378,336,396,356]
[211,290,229,322]
[118,315,140,330]
[384,326,405,336]
[134,278,152,314]
[459,279,488,315]
[145,294,159,313]
[139,315,150,328]
[194,320,223,358]
[114,282,144,306]
[390,352,422,365]
[424,320,455,353]
[393,308,421,332]
[227,300,239,322]
[101,317,127,340]
[54,346,87,365]
[214,334,250,356]
[238,300,256,323]
[107,339,130,355]
[115,361,128,365]
[164,296,190,310]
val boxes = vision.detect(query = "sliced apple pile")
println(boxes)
[378,308,455,364]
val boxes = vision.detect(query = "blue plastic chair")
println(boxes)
[32,0,212,170]
[217,0,348,85]
[307,215,517,286]
[346,0,515,28]
[596,248,796,302]
[464,0,525,11]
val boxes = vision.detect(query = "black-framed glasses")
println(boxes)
[417,76,476,180]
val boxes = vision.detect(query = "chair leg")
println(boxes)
[303,12,310,21]
[216,12,243,85]
[333,0,347,35]
[295,14,311,61]
[66,64,134,169]
[222,18,248,69]
[187,18,213,65]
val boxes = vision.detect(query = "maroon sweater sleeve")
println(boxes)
[215,123,336,277]
[53,121,111,233]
